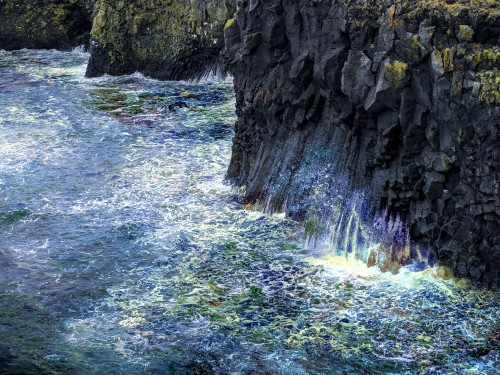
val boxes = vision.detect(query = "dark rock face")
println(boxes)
[0,0,95,50]
[225,0,500,286]
[85,0,234,80]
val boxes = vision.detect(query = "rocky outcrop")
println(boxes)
[225,0,500,286]
[85,0,234,80]
[0,0,95,50]
[0,0,234,81]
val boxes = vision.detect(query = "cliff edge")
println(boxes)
[225,0,500,286]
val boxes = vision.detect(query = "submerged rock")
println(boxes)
[225,0,500,286]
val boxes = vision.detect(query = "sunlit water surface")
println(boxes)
[0,49,498,374]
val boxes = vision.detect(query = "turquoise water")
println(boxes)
[0,49,498,374]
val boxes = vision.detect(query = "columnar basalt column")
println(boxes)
[225,0,500,286]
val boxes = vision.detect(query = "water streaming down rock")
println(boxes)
[304,187,434,273]
[256,155,434,272]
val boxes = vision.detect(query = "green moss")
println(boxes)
[387,5,396,28]
[411,34,420,48]
[305,216,324,237]
[406,0,499,17]
[477,70,500,104]
[441,48,456,72]
[340,0,499,22]
[433,265,455,280]
[481,48,500,64]
[225,18,235,29]
[384,60,408,88]
[463,46,500,71]
[457,25,474,42]
[280,242,299,251]
[90,0,231,67]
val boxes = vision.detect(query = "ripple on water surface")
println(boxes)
[0,49,498,374]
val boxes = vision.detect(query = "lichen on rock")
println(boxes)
[384,60,409,88]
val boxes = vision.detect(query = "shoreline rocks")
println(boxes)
[0,0,234,82]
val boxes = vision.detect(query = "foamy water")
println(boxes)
[0,49,498,374]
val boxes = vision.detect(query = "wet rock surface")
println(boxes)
[0,0,95,50]
[85,0,234,80]
[225,0,500,286]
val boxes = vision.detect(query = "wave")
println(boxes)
[85,70,234,86]
[71,45,88,54]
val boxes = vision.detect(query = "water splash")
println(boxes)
[303,189,434,273]
[71,45,87,54]
[254,153,434,273]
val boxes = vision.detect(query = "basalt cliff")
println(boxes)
[225,0,500,287]
[85,0,234,79]
[0,0,95,50]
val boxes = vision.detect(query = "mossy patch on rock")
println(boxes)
[457,25,474,42]
[477,70,500,104]
[225,18,235,29]
[384,60,409,88]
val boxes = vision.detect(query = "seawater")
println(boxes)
[0,49,498,374]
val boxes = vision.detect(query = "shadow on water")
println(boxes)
[0,206,32,226]
[0,294,88,374]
